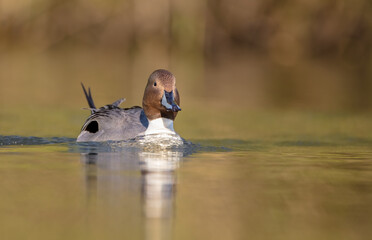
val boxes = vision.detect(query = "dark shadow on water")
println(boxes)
[2,135,372,152]
[0,135,75,146]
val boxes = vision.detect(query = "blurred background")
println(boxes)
[0,0,371,138]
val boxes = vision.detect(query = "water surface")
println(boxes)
[0,132,372,240]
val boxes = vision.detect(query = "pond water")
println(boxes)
[1,111,372,240]
[1,26,371,239]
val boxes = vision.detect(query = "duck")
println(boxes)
[76,69,181,142]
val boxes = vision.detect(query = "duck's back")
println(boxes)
[77,106,148,142]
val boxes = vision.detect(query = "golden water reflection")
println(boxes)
[1,139,372,239]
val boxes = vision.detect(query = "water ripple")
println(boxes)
[0,135,232,155]
[0,135,75,146]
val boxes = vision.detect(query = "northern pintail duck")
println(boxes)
[77,69,181,142]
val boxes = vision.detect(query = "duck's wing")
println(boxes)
[77,106,148,142]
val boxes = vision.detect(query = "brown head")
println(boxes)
[142,69,181,121]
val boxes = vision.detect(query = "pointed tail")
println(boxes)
[81,83,96,113]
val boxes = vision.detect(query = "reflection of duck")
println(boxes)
[80,147,183,240]
[77,69,181,142]
[139,151,182,219]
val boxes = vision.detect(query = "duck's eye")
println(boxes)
[154,81,157,87]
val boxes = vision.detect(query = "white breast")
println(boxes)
[144,118,176,135]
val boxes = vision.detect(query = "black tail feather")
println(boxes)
[81,83,96,111]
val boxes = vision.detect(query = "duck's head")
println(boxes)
[142,69,181,121]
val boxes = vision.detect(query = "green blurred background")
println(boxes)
[0,0,371,139]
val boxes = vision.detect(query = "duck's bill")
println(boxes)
[162,90,181,112]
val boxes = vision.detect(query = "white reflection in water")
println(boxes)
[140,151,180,219]
[80,148,183,240]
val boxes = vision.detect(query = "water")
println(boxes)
[1,21,371,239]
[1,131,372,240]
